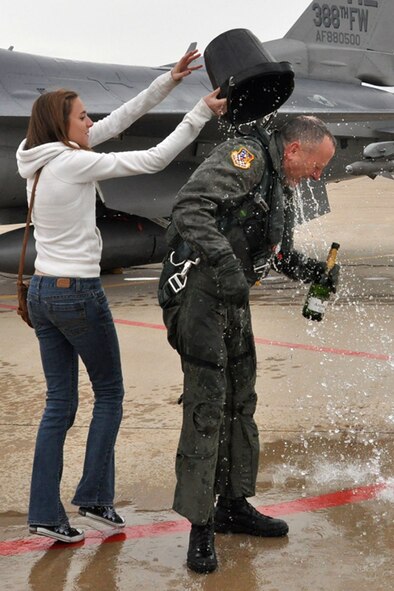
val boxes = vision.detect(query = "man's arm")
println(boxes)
[172,137,264,264]
[273,204,339,290]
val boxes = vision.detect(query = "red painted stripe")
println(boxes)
[254,482,387,516]
[114,318,166,331]
[0,483,388,557]
[0,303,15,310]
[1,304,391,361]
[253,337,391,361]
[113,318,392,362]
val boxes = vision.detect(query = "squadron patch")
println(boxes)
[230,146,255,170]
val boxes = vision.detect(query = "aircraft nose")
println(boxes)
[0,227,36,274]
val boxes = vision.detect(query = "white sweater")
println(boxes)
[16,71,213,277]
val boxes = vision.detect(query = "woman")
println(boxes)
[16,49,226,543]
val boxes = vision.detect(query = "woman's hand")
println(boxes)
[171,49,202,81]
[203,88,227,117]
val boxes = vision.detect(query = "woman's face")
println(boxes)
[67,97,93,147]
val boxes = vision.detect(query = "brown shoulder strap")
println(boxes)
[17,169,42,285]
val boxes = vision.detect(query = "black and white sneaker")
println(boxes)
[78,505,125,527]
[29,523,85,543]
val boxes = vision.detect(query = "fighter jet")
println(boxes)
[1,0,394,274]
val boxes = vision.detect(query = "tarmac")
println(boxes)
[0,176,393,591]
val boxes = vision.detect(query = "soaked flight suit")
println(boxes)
[159,130,327,525]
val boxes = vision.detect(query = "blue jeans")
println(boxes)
[27,275,124,526]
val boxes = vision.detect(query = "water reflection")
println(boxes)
[182,535,289,591]
[75,532,126,591]
[29,545,77,591]
[28,532,126,591]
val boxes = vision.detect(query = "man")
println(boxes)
[158,115,339,573]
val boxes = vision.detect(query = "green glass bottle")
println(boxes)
[302,242,340,322]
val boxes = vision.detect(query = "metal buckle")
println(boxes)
[253,193,270,212]
[168,272,188,293]
[169,251,186,267]
[168,257,201,294]
[253,261,270,273]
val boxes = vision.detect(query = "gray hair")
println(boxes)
[279,115,337,149]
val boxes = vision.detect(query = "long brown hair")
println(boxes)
[24,89,82,149]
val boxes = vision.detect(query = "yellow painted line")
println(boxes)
[345,254,394,262]
[0,278,159,297]
[105,279,159,288]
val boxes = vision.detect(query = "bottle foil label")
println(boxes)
[307,297,328,314]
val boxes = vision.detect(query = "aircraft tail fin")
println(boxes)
[158,42,198,69]
[264,0,394,86]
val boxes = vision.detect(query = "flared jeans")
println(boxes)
[27,275,124,526]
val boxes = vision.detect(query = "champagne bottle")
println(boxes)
[302,242,340,322]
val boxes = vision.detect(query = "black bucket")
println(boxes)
[204,28,294,125]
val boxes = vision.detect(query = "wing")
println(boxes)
[1,0,394,272]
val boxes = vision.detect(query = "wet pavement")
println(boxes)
[0,177,393,590]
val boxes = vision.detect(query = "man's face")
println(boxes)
[282,135,335,187]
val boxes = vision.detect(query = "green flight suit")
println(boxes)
[160,132,324,524]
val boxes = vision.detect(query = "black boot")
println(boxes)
[214,496,289,537]
[187,521,217,573]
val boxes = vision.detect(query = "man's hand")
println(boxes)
[314,262,340,293]
[216,255,249,307]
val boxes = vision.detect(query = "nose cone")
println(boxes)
[0,218,168,275]
[0,226,36,274]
